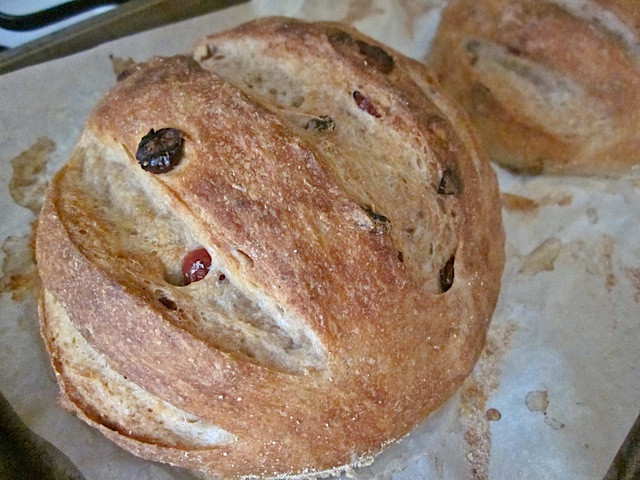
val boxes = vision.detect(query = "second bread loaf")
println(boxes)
[428,0,640,175]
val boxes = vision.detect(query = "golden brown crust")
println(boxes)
[36,18,504,478]
[428,0,640,175]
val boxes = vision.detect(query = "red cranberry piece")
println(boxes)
[182,247,212,285]
[136,128,184,174]
[353,91,381,118]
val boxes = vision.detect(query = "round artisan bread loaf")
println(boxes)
[36,17,504,479]
[427,0,640,175]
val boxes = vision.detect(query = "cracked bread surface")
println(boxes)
[36,17,504,479]
[427,0,640,175]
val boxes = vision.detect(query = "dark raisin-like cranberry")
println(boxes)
[328,29,394,74]
[117,68,134,82]
[425,114,450,141]
[466,39,480,53]
[438,166,462,195]
[466,39,480,65]
[507,45,523,56]
[362,206,391,234]
[158,296,177,310]
[353,91,381,118]
[439,256,455,292]
[398,251,404,262]
[218,274,226,281]
[136,128,184,174]
[182,247,212,285]
[356,40,394,74]
[327,29,353,48]
[305,116,335,132]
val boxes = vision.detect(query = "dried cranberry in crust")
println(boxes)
[327,29,353,47]
[362,206,391,234]
[158,296,178,310]
[439,256,455,292]
[426,114,451,141]
[136,128,184,174]
[182,247,212,285]
[353,91,381,118]
[466,40,480,65]
[305,116,335,132]
[356,40,394,74]
[438,166,462,195]
[327,29,394,74]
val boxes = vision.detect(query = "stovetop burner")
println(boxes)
[0,0,248,75]
[0,0,129,50]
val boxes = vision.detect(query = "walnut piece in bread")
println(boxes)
[427,0,640,175]
[36,18,504,478]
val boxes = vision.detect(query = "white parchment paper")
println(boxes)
[1,1,639,479]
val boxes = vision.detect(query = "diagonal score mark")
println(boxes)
[546,0,640,64]
[53,131,327,375]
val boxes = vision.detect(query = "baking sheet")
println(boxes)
[1,0,639,478]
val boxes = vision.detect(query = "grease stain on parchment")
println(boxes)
[502,190,573,213]
[501,193,539,213]
[0,232,40,302]
[525,390,549,414]
[459,322,517,480]
[568,236,617,293]
[525,390,565,431]
[544,416,565,430]
[9,137,53,214]
[624,267,640,302]
[485,408,501,421]
[587,236,616,291]
[540,192,573,207]
[1,137,54,301]
[519,237,562,275]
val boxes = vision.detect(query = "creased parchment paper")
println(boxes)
[1,1,639,479]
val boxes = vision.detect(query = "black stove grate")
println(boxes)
[0,0,129,31]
